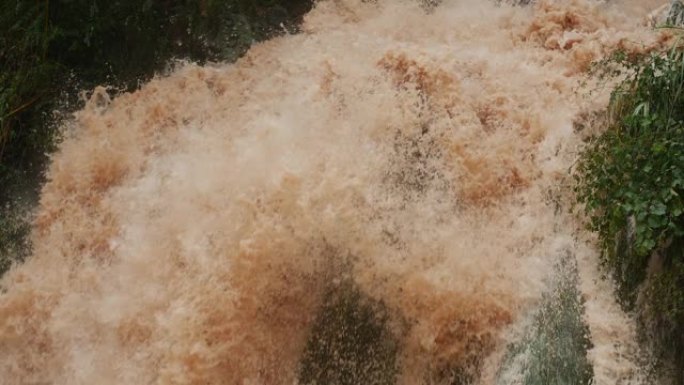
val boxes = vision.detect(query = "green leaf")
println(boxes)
[651,201,667,216]
[648,215,659,228]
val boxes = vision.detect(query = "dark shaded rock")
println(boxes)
[299,280,400,385]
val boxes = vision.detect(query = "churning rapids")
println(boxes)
[0,0,677,384]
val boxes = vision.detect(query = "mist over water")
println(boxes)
[0,0,674,384]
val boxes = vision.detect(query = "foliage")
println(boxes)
[1,1,61,202]
[576,43,684,382]
[1,0,312,193]
[575,46,684,305]
[0,0,312,274]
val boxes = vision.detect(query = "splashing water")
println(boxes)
[0,0,675,384]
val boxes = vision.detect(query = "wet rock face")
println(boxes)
[636,238,684,385]
[648,1,684,26]
[298,280,400,385]
[668,0,684,25]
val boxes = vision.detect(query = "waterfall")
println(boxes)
[0,1,672,384]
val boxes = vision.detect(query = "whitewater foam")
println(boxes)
[0,1,672,384]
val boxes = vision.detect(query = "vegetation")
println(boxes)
[2,0,682,382]
[0,0,313,276]
[576,45,684,382]
[576,46,684,304]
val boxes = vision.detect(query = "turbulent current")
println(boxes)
[0,0,676,384]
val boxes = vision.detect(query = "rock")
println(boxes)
[648,1,684,27]
[667,0,684,25]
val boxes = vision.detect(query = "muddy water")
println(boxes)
[0,1,673,384]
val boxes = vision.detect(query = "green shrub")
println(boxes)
[576,44,684,382]
[576,46,684,305]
